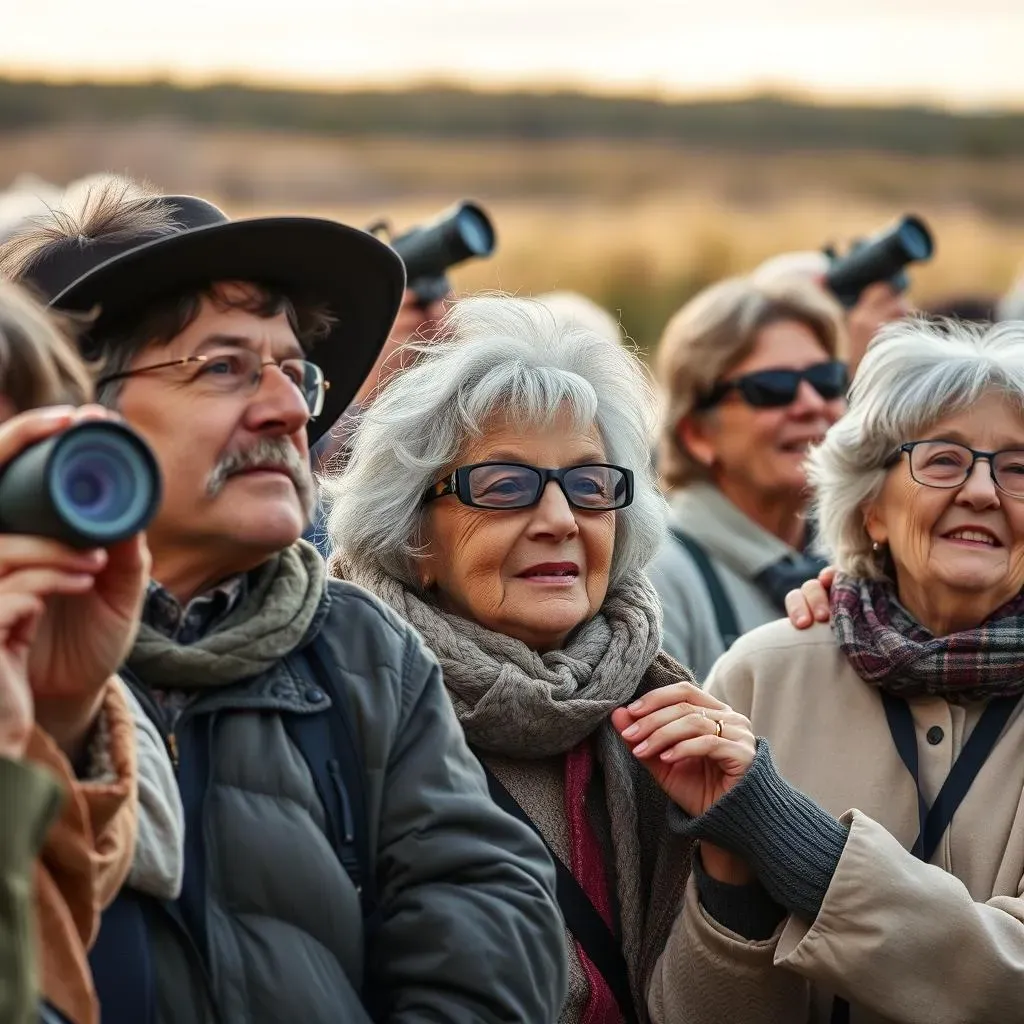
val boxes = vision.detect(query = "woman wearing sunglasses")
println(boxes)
[621,319,1024,1022]
[324,295,714,1023]
[648,275,849,678]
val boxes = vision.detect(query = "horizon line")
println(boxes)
[3,67,1024,116]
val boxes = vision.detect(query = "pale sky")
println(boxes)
[3,0,1017,108]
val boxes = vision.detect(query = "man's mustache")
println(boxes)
[206,438,316,517]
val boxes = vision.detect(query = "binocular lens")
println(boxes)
[53,432,152,540]
[455,206,496,257]
[897,219,933,262]
[0,421,162,547]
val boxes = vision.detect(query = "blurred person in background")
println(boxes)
[2,176,566,1024]
[0,175,64,245]
[926,295,996,323]
[998,264,1024,322]
[326,296,697,1024]
[535,290,626,345]
[304,287,448,554]
[620,318,1024,1023]
[754,248,909,375]
[647,275,848,678]
[0,280,159,1024]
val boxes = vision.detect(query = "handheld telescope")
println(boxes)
[824,214,934,309]
[390,201,497,306]
[0,421,162,548]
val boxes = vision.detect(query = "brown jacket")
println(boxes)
[31,679,137,1024]
[649,620,1024,1024]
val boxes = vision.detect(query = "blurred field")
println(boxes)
[3,122,1023,350]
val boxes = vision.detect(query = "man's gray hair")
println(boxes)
[809,317,1024,578]
[324,295,666,589]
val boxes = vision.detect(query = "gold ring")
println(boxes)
[714,719,723,738]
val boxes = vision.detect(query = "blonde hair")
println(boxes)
[656,274,847,489]
[0,279,93,412]
[0,173,174,283]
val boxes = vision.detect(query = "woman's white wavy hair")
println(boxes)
[323,294,666,589]
[809,317,1024,578]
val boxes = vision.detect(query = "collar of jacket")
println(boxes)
[667,482,799,579]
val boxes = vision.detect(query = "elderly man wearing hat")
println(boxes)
[0,175,566,1024]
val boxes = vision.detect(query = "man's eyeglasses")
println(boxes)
[696,361,848,411]
[96,350,330,419]
[423,462,634,511]
[888,440,1024,498]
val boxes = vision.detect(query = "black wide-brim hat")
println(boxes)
[23,194,406,444]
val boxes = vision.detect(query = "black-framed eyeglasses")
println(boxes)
[96,350,330,419]
[423,462,634,511]
[696,360,848,411]
[887,440,1024,498]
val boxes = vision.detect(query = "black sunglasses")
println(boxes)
[697,360,849,411]
[422,461,634,511]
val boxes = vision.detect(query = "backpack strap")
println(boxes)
[87,889,156,1024]
[668,528,741,650]
[479,764,639,1024]
[283,636,376,922]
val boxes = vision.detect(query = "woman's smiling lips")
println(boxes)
[516,561,581,586]
[939,525,1003,548]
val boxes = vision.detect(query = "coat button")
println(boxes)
[305,687,326,704]
[926,726,944,745]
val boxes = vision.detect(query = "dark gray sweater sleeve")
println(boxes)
[690,849,786,940]
[675,739,850,921]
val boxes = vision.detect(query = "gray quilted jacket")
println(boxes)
[124,577,567,1023]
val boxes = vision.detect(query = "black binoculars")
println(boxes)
[0,420,162,548]
[390,201,497,307]
[824,214,934,309]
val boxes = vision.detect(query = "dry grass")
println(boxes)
[3,123,1023,348]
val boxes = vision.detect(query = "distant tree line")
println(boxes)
[1,78,1023,157]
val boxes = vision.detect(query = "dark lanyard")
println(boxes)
[831,691,1021,1024]
[881,691,1022,862]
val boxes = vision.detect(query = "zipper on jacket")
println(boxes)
[167,731,180,769]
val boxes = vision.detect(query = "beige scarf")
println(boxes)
[336,555,693,1013]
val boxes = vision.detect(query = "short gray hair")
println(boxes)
[324,294,666,589]
[809,317,1024,578]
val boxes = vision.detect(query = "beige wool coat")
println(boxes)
[648,619,1024,1024]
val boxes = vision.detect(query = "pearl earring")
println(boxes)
[872,541,881,552]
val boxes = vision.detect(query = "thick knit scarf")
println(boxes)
[831,572,1024,703]
[127,541,326,686]
[336,556,692,1017]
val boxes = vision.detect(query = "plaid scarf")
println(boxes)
[830,573,1024,703]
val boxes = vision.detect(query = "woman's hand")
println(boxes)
[0,406,151,761]
[611,681,755,818]
[612,681,758,884]
[784,565,835,629]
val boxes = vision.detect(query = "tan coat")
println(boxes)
[648,619,1024,1024]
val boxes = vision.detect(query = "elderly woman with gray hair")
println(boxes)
[324,295,739,1023]
[618,318,1024,1022]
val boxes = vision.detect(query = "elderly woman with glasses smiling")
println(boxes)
[617,319,1024,1023]
[647,275,849,679]
[323,295,733,1023]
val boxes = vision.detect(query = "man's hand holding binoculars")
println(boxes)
[0,406,150,764]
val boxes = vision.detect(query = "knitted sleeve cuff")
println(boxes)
[691,847,786,940]
[675,739,850,921]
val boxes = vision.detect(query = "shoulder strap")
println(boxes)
[283,637,376,921]
[668,528,741,649]
[479,763,638,1024]
[882,690,1022,863]
[88,889,156,1024]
